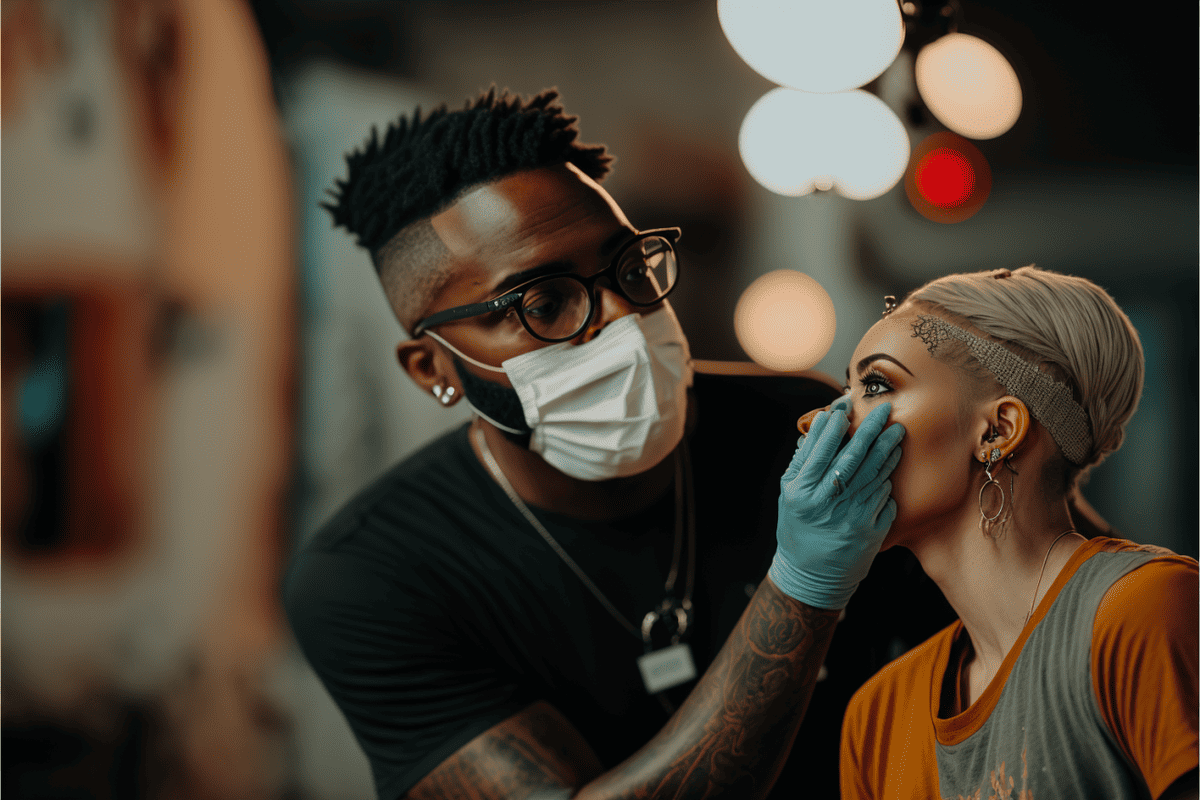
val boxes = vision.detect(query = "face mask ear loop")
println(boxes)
[461,398,528,436]
[423,330,508,373]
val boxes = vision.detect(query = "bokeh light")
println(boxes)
[738,88,910,200]
[904,131,992,223]
[915,148,975,207]
[734,270,836,371]
[717,0,904,93]
[915,32,1022,140]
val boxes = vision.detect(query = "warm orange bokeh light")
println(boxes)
[915,32,1022,140]
[734,270,836,371]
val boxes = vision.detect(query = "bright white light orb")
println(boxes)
[718,0,904,93]
[915,33,1022,139]
[739,88,909,200]
[734,270,836,372]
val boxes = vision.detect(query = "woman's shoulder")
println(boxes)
[1092,541,1198,636]
[1092,535,1191,560]
[847,620,961,719]
[1087,542,1198,799]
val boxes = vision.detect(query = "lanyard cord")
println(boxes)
[472,425,694,642]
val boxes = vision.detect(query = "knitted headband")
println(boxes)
[910,315,1093,465]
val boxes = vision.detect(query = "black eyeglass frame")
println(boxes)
[411,227,682,343]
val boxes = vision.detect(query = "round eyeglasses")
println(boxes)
[412,228,681,343]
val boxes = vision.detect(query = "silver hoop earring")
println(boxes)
[979,448,1005,534]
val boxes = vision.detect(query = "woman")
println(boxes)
[803,267,1197,799]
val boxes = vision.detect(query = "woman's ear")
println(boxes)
[985,396,1031,460]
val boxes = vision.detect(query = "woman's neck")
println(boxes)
[911,488,1085,704]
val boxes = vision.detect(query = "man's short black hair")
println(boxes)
[322,88,612,329]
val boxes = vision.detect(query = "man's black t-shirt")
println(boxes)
[283,371,955,799]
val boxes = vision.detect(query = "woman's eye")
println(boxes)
[862,377,891,397]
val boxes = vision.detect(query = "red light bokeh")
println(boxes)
[915,148,975,208]
[904,132,992,223]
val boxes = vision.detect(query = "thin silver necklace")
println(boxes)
[1024,528,1080,627]
[472,425,695,643]
[957,528,1082,715]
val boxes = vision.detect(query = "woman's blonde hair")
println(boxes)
[905,266,1144,488]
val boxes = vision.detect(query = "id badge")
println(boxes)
[637,642,697,694]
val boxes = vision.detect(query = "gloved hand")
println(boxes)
[768,396,905,609]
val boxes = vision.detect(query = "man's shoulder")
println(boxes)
[283,423,481,625]
[298,422,479,555]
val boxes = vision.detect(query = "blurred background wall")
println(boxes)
[3,1,1194,798]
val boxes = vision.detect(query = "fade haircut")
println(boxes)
[322,87,612,331]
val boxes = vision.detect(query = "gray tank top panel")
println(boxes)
[934,549,1159,800]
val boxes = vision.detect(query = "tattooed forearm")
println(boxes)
[406,579,839,800]
[577,577,840,799]
[409,703,602,800]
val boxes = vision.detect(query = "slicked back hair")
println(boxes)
[904,265,1144,492]
[323,88,613,330]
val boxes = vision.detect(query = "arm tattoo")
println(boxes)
[408,702,601,800]
[580,578,838,799]
[408,579,838,800]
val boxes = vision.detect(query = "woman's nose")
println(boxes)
[796,394,854,435]
[796,407,825,435]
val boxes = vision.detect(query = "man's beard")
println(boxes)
[452,358,532,446]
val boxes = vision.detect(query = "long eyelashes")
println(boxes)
[846,368,893,398]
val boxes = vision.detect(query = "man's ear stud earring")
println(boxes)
[433,385,456,406]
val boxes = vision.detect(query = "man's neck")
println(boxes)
[469,417,679,521]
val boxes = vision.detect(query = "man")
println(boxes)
[283,88,911,799]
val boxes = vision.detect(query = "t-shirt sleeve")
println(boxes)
[1092,556,1199,799]
[283,545,530,798]
[840,688,875,800]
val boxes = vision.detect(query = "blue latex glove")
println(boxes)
[768,397,905,609]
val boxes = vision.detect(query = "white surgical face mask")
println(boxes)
[426,307,694,481]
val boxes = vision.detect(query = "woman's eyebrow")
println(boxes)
[854,354,914,376]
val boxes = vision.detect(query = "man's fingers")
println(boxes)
[829,403,893,480]
[845,430,903,497]
[873,495,898,529]
[843,452,898,514]
[780,442,806,485]
[801,409,849,482]
[864,478,892,514]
